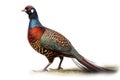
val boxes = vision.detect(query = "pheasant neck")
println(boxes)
[29,19,42,28]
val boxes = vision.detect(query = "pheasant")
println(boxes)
[22,5,116,72]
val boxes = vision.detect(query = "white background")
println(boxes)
[0,0,120,80]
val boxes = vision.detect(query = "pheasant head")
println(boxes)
[22,5,38,19]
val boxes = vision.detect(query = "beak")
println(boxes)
[22,9,26,12]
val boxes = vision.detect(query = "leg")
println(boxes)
[42,62,52,71]
[33,57,54,72]
[43,57,54,71]
[57,56,64,70]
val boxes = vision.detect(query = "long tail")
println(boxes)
[71,48,117,73]
[73,58,117,73]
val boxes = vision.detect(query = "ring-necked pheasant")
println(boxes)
[22,5,116,72]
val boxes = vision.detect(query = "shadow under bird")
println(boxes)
[22,5,117,72]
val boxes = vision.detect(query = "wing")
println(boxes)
[40,28,72,52]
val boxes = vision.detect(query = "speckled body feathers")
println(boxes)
[28,27,74,63]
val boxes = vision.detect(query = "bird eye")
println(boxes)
[31,9,34,13]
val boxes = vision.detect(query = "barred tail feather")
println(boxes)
[72,57,117,73]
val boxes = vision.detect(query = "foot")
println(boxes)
[49,67,63,70]
[32,69,48,72]
[57,67,63,70]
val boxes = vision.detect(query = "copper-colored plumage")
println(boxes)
[28,27,45,43]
